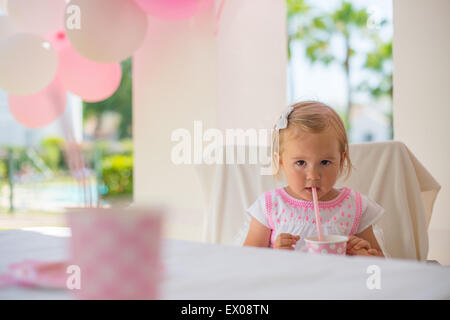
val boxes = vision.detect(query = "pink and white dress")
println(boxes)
[246,187,385,251]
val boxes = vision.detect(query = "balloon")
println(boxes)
[0,0,7,12]
[8,0,66,36]
[198,0,215,12]
[0,15,17,40]
[0,33,58,95]
[45,30,71,52]
[8,77,67,129]
[65,0,147,62]
[134,0,212,21]
[57,45,122,102]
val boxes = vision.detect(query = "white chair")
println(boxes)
[195,141,441,261]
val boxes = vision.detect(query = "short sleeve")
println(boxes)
[246,194,270,229]
[356,195,385,234]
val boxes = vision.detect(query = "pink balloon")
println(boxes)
[57,45,122,102]
[46,30,71,52]
[8,78,67,129]
[134,0,212,21]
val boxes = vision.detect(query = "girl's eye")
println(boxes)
[295,160,331,166]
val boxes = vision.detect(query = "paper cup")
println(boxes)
[304,235,348,255]
[66,207,163,299]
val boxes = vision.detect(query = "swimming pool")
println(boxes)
[0,181,104,212]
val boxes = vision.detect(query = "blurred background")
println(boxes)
[287,0,393,142]
[0,56,134,227]
[0,0,393,230]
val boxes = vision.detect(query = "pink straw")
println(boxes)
[312,187,324,241]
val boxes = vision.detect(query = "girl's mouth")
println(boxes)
[305,187,320,193]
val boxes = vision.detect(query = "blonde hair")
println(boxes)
[272,101,353,181]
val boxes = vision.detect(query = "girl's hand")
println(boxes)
[346,235,371,256]
[347,247,383,257]
[273,233,300,250]
[367,248,383,257]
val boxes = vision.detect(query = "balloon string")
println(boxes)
[214,0,227,36]
[50,90,86,208]
[60,107,92,208]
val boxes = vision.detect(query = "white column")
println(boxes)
[217,0,287,131]
[393,0,450,263]
[133,1,286,241]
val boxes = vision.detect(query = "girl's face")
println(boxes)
[279,127,344,201]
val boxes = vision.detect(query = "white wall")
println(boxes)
[393,0,450,263]
[217,0,287,131]
[133,7,217,241]
[133,1,287,241]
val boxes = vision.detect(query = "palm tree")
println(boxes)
[286,0,310,101]
[287,1,369,131]
[358,37,393,138]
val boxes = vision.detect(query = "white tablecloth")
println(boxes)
[0,227,449,299]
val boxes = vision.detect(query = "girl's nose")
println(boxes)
[306,167,321,181]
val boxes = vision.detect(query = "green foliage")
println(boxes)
[286,0,310,60]
[287,0,310,19]
[359,39,392,99]
[332,1,368,32]
[119,139,133,154]
[312,17,326,30]
[83,58,132,139]
[7,147,27,172]
[0,160,6,179]
[40,137,66,171]
[290,1,368,67]
[101,154,133,196]
[287,0,372,131]
[287,0,393,137]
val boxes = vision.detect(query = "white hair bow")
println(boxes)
[272,106,294,175]
[275,106,294,131]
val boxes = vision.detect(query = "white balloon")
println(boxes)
[65,0,148,63]
[0,15,17,40]
[0,33,58,95]
[0,0,9,14]
[8,0,66,36]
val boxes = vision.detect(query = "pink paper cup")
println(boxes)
[66,207,164,300]
[304,235,348,255]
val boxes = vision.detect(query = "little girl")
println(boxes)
[244,101,385,257]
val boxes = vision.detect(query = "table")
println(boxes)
[1,227,449,299]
